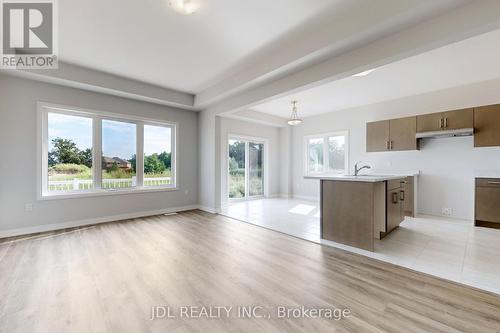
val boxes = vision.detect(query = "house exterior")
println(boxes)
[102,156,132,171]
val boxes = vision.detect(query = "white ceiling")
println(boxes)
[251,28,500,119]
[59,0,336,94]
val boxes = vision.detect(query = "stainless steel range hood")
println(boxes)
[416,128,474,139]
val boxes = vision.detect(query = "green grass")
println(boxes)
[48,163,171,182]
[229,169,263,198]
[229,171,245,198]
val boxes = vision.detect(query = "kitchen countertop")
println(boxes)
[304,174,408,182]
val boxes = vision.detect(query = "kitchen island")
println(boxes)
[306,175,410,251]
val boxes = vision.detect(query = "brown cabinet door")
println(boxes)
[402,180,414,217]
[389,117,417,151]
[417,112,443,132]
[386,188,402,232]
[475,186,500,223]
[443,108,473,130]
[366,120,389,152]
[474,104,500,147]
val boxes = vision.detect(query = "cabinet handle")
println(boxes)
[487,181,500,185]
[444,117,448,128]
[390,141,393,150]
[392,192,398,204]
[439,118,444,129]
[400,190,405,201]
[386,140,390,150]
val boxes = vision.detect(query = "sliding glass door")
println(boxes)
[228,138,264,199]
[228,139,246,198]
[249,142,264,196]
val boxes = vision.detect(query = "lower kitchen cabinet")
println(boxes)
[402,176,414,217]
[475,178,500,229]
[382,179,405,238]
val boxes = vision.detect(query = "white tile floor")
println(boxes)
[221,198,500,295]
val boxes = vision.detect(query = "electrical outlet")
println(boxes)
[25,203,33,212]
[442,207,452,216]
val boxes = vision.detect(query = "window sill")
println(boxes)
[38,186,179,201]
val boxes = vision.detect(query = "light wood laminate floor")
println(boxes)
[222,198,500,294]
[1,210,500,332]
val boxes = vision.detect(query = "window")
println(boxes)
[102,120,137,189]
[39,103,177,198]
[143,124,172,187]
[47,112,93,192]
[305,131,348,175]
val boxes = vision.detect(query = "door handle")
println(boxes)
[392,192,398,204]
[400,190,405,201]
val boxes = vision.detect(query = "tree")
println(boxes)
[50,138,82,165]
[129,154,137,173]
[229,157,239,171]
[109,162,120,172]
[144,154,166,174]
[229,141,245,168]
[80,148,93,168]
[158,151,171,170]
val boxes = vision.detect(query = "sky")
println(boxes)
[48,113,171,160]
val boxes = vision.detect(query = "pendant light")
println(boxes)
[288,100,303,126]
[169,0,200,15]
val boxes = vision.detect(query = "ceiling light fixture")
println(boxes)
[352,68,376,77]
[288,101,303,126]
[169,0,200,15]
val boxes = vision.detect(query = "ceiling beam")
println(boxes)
[194,0,471,108]
[0,62,195,110]
[222,109,288,128]
[204,0,500,116]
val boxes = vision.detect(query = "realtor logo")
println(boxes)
[1,0,58,69]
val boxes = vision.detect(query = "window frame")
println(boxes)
[37,102,178,200]
[304,131,349,176]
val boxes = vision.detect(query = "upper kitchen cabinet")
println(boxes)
[443,108,473,130]
[416,112,443,132]
[474,104,500,147]
[366,120,389,152]
[389,117,417,151]
[366,117,417,152]
[417,108,473,132]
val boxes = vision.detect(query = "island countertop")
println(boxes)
[304,174,408,182]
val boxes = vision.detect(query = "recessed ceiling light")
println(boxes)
[169,0,200,15]
[352,68,377,77]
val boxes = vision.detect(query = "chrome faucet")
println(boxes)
[354,161,371,176]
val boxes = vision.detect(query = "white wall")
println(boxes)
[218,117,281,208]
[0,75,198,234]
[291,79,500,220]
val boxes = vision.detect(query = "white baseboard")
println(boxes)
[0,205,200,239]
[197,205,217,214]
